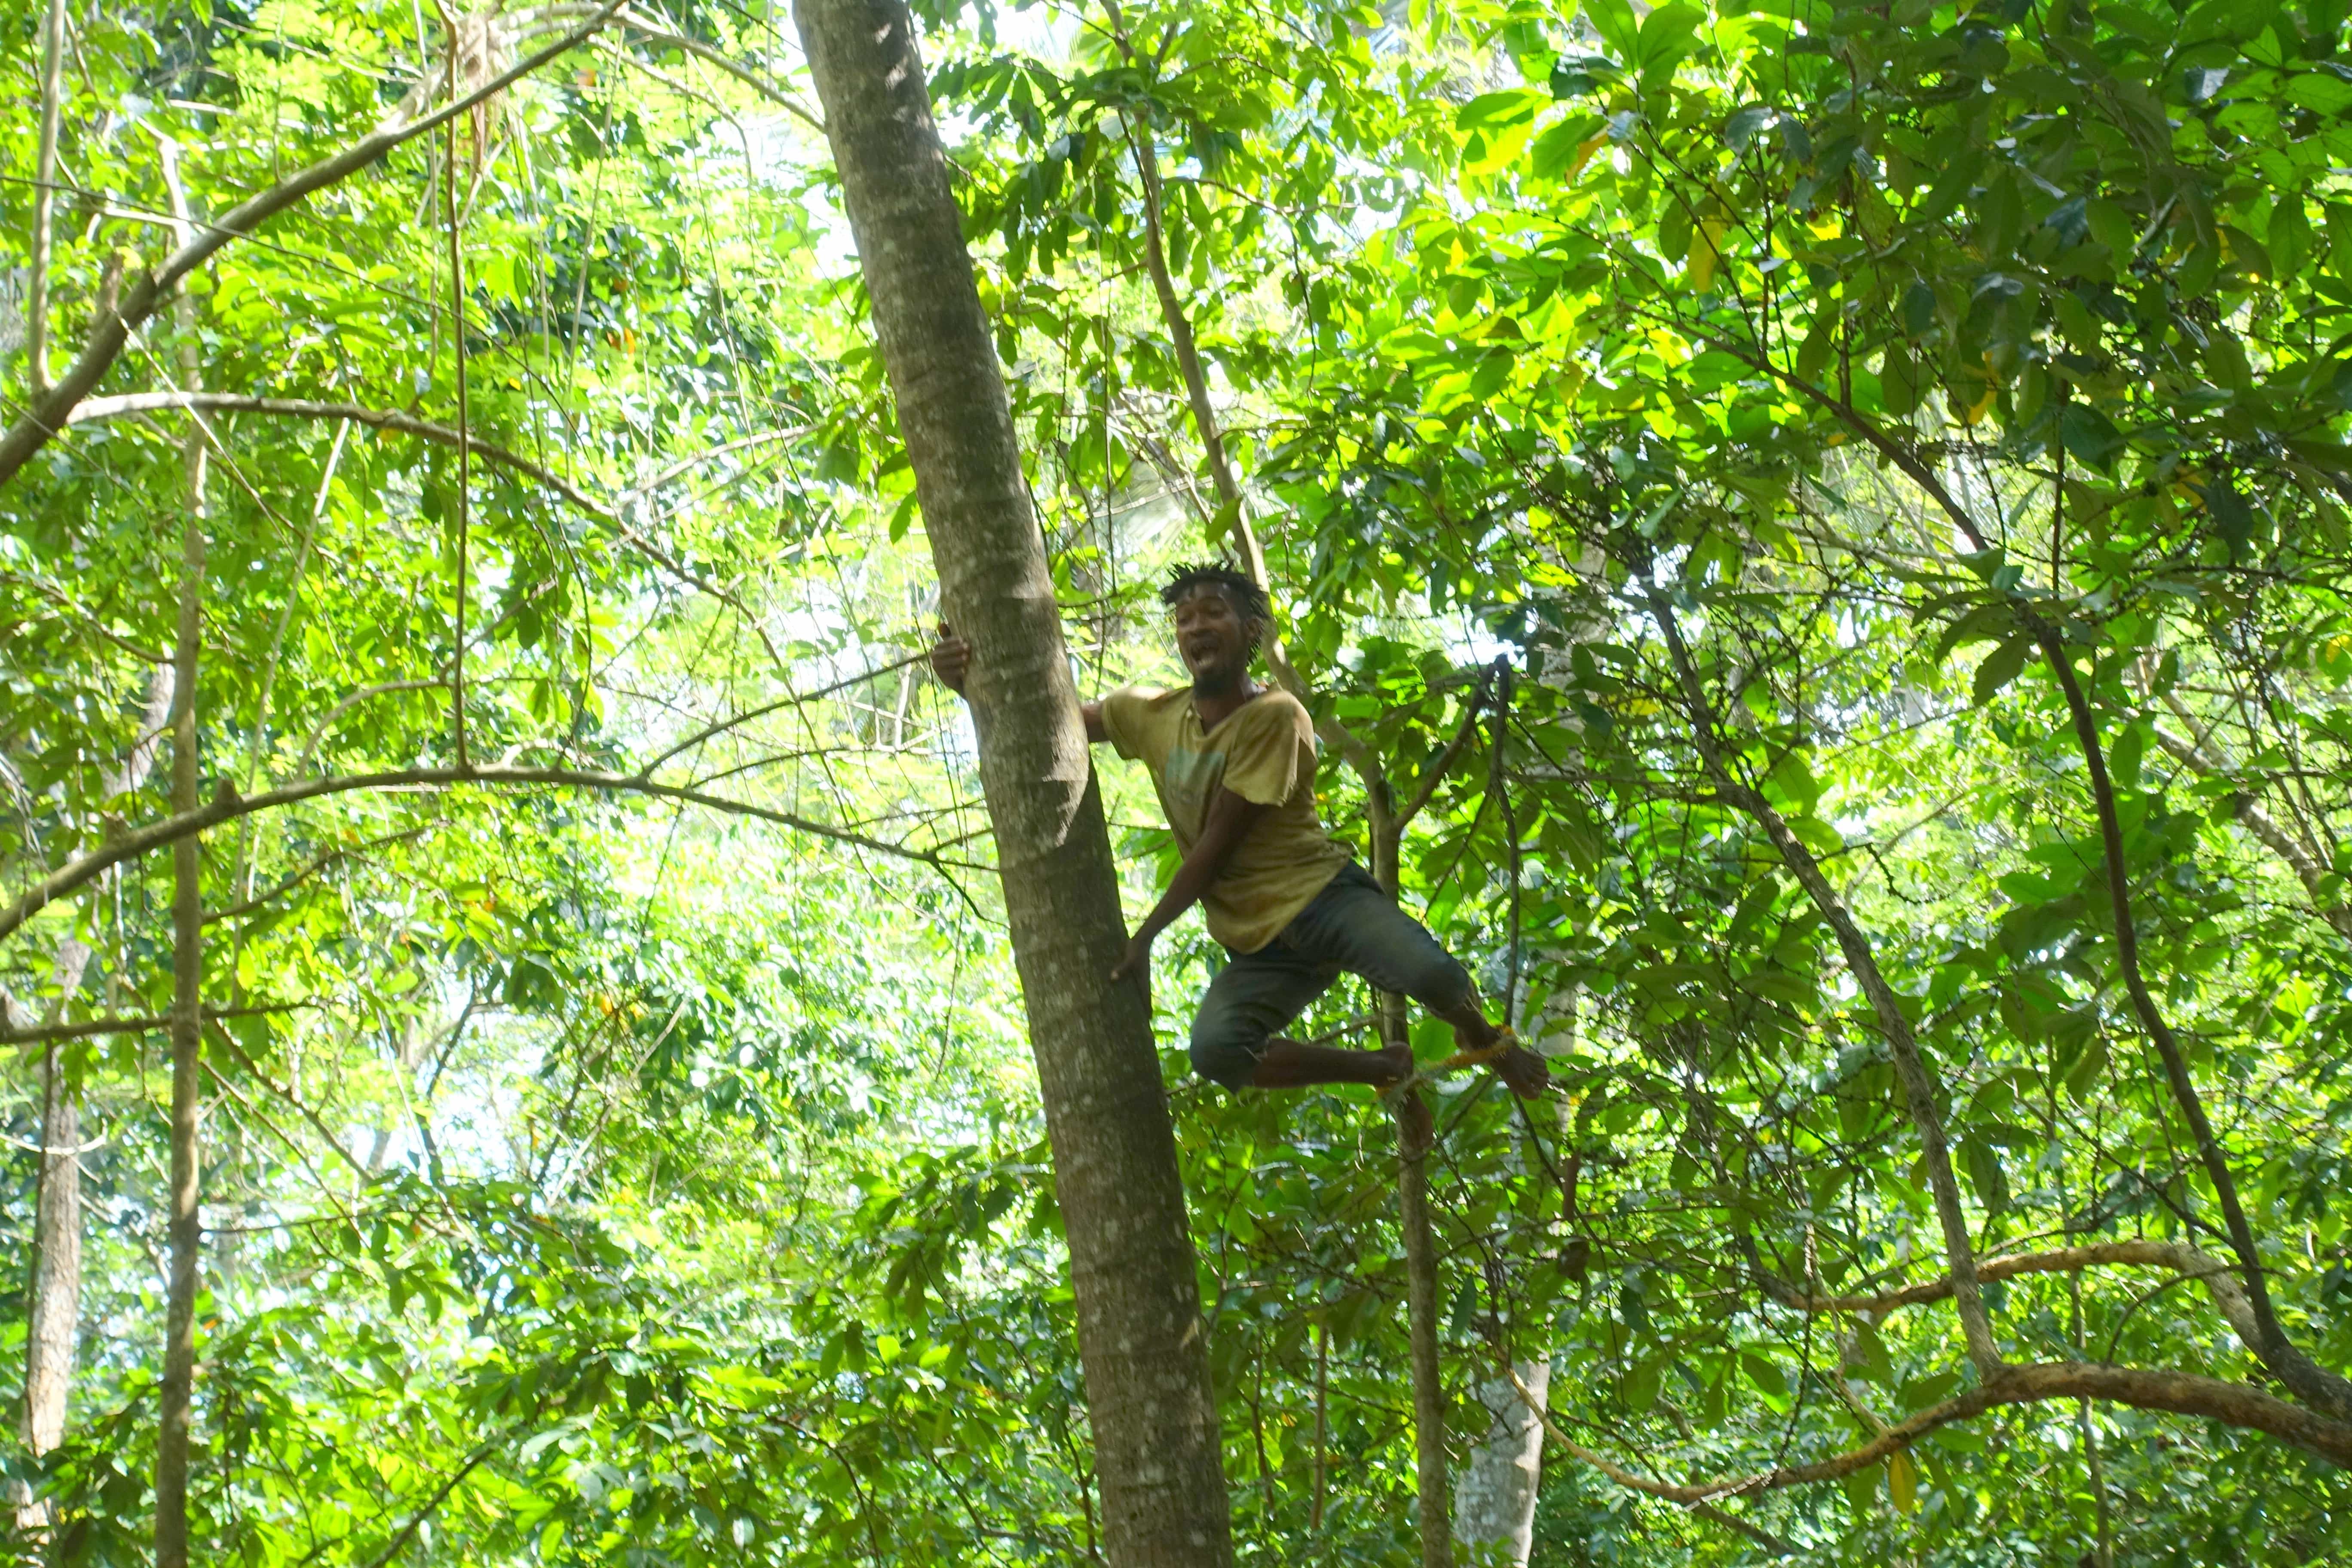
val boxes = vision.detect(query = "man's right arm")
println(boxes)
[931,622,1110,745]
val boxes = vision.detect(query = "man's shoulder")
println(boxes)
[1236,687,1314,737]
[1101,684,1185,759]
[1113,683,1186,708]
[1105,684,1186,724]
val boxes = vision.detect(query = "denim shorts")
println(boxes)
[1188,861,1473,1090]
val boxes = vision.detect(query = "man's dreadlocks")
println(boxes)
[1161,562,1271,646]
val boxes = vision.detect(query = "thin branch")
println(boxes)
[66,392,792,668]
[1397,660,1503,832]
[358,1443,498,1568]
[1,1003,305,1049]
[69,394,609,514]
[1756,1238,2266,1348]
[2039,630,2352,1424]
[0,763,981,947]
[636,647,929,775]
[205,1021,370,1179]
[2151,721,2352,940]
[441,19,473,773]
[205,826,432,924]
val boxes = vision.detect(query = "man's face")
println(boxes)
[1171,585,1253,685]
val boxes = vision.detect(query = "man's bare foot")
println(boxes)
[1495,1044,1548,1100]
[1370,1041,1416,1088]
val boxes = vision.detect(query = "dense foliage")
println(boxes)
[3,0,2349,1564]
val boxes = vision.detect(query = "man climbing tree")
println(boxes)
[936,563,1547,1099]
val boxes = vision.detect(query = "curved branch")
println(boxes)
[0,3,623,489]
[521,4,826,131]
[1507,1357,2352,1501]
[0,764,978,948]
[71,394,610,515]
[2040,634,2352,1425]
[616,9,826,133]
[1642,582,2003,1379]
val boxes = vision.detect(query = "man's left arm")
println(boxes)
[1108,786,1267,985]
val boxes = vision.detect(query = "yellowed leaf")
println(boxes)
[1887,1449,1920,1513]
[1687,217,1728,291]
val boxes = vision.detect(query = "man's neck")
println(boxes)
[1189,673,1259,729]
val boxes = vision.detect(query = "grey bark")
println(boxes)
[789,3,1232,1563]
[20,943,89,1489]
[22,668,172,1513]
[1457,1360,1548,1565]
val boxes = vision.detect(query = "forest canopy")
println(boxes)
[2,0,2350,1564]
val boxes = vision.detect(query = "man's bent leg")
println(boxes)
[1251,1036,1412,1090]
[1189,941,1406,1091]
[1285,864,1548,1097]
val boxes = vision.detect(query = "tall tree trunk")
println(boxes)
[21,946,89,1488]
[1457,1360,1548,1565]
[154,139,208,1568]
[789,5,1232,1564]
[20,668,171,1498]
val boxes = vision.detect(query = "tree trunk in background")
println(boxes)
[21,668,171,1499]
[23,945,88,1466]
[1457,1360,1548,1565]
[155,141,208,1568]
[790,4,1233,1564]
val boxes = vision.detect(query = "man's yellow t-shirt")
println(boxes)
[1102,685,1350,954]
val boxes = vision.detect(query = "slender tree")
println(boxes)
[153,139,209,1568]
[789,2,1233,1563]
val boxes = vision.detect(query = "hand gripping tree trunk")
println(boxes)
[789,4,1233,1562]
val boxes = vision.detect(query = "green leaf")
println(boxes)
[1795,312,1836,383]
[1458,90,1541,131]
[1972,636,2031,705]
[1531,115,1606,180]
[2109,723,2145,788]
[2059,404,2125,471]
[1580,0,1642,61]
[1963,1137,2010,1214]
[1767,749,1822,815]
[2066,1035,2110,1102]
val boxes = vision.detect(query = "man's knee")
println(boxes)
[1409,949,1474,1015]
[1188,1007,1264,1091]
